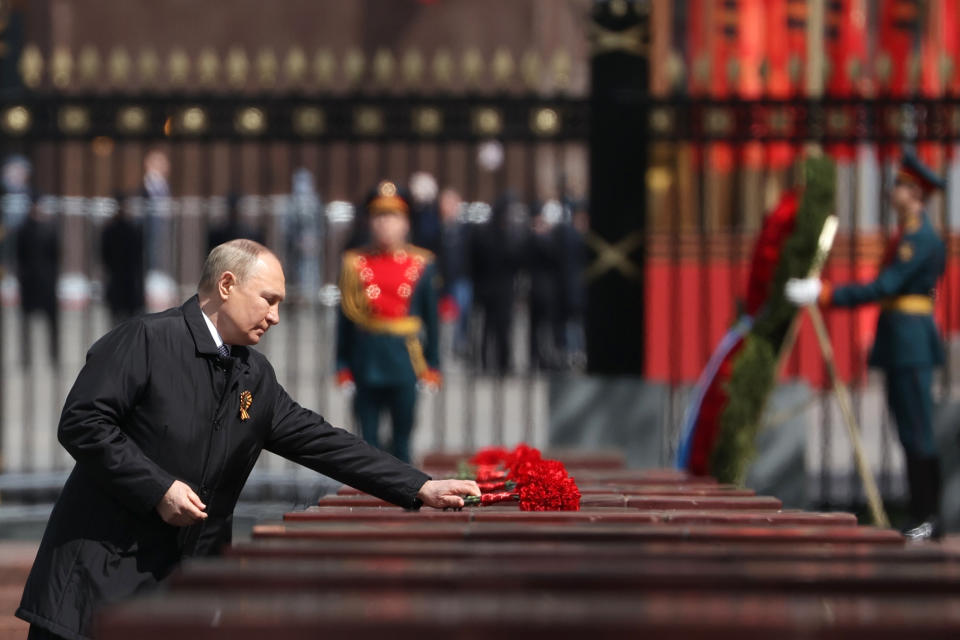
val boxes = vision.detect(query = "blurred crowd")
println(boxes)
[0,153,589,374]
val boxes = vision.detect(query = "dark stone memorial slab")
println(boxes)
[252,522,904,546]
[284,506,857,528]
[625,496,783,510]
[97,591,960,639]
[227,539,953,564]
[167,555,960,595]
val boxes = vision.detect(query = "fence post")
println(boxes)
[0,264,4,473]
[586,0,649,374]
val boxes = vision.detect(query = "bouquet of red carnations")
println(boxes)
[456,444,580,511]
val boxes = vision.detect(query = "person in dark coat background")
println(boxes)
[524,204,563,371]
[206,193,265,252]
[15,199,60,366]
[408,171,442,255]
[141,148,173,278]
[557,204,589,368]
[437,188,472,356]
[16,239,478,640]
[100,195,145,326]
[470,192,522,375]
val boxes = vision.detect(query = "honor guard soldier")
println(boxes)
[786,152,947,540]
[337,181,441,463]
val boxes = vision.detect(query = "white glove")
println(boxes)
[784,277,823,306]
[416,379,439,395]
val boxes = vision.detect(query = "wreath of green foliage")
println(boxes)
[709,155,836,484]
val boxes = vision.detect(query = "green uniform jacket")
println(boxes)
[831,214,945,369]
[336,248,440,387]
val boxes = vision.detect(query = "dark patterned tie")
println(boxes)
[218,343,230,359]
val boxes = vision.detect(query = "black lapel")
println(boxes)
[182,295,220,358]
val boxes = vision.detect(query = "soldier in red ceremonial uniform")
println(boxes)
[337,181,441,463]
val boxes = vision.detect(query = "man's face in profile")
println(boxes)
[891,178,921,222]
[218,253,286,346]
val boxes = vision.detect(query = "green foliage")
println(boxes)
[709,335,776,484]
[752,156,837,349]
[710,156,836,484]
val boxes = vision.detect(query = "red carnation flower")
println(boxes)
[469,446,510,466]
[511,458,566,487]
[462,458,580,511]
[518,463,581,511]
[474,465,509,482]
[505,444,542,478]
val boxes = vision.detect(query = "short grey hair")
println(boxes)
[198,239,271,293]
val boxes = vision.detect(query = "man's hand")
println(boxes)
[156,480,208,526]
[785,277,823,306]
[416,479,481,509]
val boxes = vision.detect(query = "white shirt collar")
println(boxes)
[200,303,225,350]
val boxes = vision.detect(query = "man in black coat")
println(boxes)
[206,193,265,253]
[524,208,563,371]
[15,201,60,365]
[100,197,145,325]
[17,239,479,640]
[470,193,522,375]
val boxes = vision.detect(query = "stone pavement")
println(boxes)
[0,542,35,640]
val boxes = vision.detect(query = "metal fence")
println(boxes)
[2,85,960,511]
[0,280,554,476]
[0,92,589,488]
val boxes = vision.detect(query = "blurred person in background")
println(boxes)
[101,194,145,326]
[557,203,589,368]
[1,154,33,273]
[525,201,563,371]
[470,191,523,375]
[285,168,323,301]
[336,181,441,463]
[141,149,172,274]
[408,171,442,255]
[438,187,472,357]
[16,198,60,366]
[207,193,265,252]
[141,149,177,310]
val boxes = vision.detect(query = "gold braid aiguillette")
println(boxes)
[239,390,253,421]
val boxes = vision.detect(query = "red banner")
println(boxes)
[879,0,921,159]
[765,0,805,169]
[825,0,868,161]
[919,0,949,166]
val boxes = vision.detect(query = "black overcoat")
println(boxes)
[15,216,59,313]
[100,216,145,317]
[17,296,429,640]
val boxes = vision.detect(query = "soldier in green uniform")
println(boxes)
[786,152,946,540]
[336,181,441,463]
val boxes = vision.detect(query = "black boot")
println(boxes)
[901,454,923,530]
[903,456,942,542]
